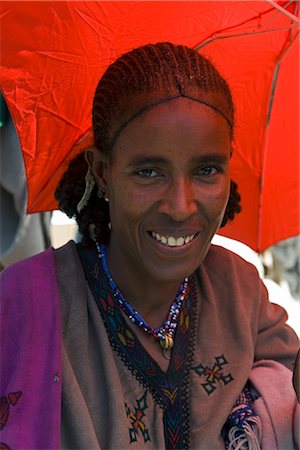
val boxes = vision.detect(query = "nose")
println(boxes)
[158,177,198,222]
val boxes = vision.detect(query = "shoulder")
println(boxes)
[54,239,79,266]
[0,246,55,289]
[0,245,63,349]
[203,243,260,279]
[54,239,85,277]
[0,241,78,302]
[196,243,265,303]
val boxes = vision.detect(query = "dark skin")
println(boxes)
[87,98,231,370]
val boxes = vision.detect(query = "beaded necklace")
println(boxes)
[95,242,189,355]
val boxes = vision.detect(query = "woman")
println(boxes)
[1,42,299,450]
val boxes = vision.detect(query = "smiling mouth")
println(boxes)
[150,231,198,247]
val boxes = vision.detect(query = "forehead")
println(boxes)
[112,98,231,161]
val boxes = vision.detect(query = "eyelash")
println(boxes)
[134,165,221,180]
[135,168,161,178]
[195,166,219,176]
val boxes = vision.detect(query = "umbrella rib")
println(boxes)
[261,0,296,28]
[258,28,299,250]
[194,25,298,50]
[194,2,298,51]
[264,0,300,24]
[194,3,278,49]
[267,29,299,125]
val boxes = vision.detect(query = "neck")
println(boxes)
[103,243,185,328]
[114,280,180,328]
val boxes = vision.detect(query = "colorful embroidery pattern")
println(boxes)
[192,354,233,395]
[125,391,151,444]
[0,391,22,450]
[78,244,198,450]
[0,391,22,430]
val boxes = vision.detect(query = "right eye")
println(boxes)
[135,168,160,178]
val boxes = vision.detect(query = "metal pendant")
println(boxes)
[162,348,172,360]
[160,333,174,350]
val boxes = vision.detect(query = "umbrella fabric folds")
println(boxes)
[0,1,299,252]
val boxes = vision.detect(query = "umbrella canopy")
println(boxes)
[0,1,299,252]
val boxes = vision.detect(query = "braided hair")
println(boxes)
[55,42,241,245]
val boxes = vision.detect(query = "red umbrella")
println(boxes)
[0,1,299,252]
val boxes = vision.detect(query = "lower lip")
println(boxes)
[147,232,199,253]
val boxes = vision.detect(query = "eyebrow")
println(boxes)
[127,156,169,168]
[127,153,229,168]
[189,154,230,164]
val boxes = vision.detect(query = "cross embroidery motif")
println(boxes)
[125,391,151,443]
[192,354,234,395]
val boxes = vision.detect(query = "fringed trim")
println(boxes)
[227,419,262,450]
[225,387,262,450]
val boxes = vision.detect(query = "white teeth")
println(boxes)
[167,236,176,246]
[161,236,167,244]
[151,232,195,247]
[176,237,185,246]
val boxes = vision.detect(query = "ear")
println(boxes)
[85,147,109,193]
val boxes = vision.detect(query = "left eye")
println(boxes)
[136,168,160,178]
[196,166,218,176]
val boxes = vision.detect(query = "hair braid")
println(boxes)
[55,152,110,245]
[220,181,241,228]
[55,42,241,244]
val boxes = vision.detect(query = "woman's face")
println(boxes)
[96,97,232,284]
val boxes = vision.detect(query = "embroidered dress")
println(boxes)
[78,243,196,449]
[56,242,298,450]
[1,241,299,449]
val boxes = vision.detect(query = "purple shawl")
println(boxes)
[0,248,61,449]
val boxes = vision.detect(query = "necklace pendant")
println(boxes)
[160,333,174,350]
[162,348,172,360]
[96,243,189,348]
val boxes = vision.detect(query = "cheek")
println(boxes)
[199,182,230,218]
[109,185,153,224]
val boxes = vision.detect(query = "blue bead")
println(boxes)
[96,242,189,343]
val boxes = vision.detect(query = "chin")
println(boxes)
[146,253,207,283]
